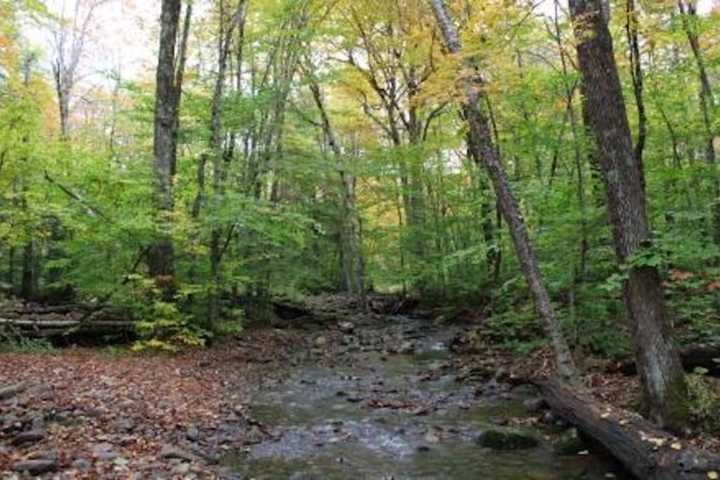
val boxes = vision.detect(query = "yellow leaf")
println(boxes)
[708,472,719,480]
[670,442,682,450]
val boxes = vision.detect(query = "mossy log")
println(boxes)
[537,379,720,480]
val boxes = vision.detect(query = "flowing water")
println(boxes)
[222,317,629,480]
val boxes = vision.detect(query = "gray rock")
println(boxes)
[397,340,415,354]
[476,429,539,450]
[93,442,119,461]
[72,459,92,471]
[186,426,200,441]
[12,429,45,446]
[540,411,558,425]
[338,321,355,334]
[523,397,547,413]
[553,428,586,455]
[114,418,135,432]
[173,462,191,475]
[314,336,328,347]
[160,444,195,462]
[13,459,56,475]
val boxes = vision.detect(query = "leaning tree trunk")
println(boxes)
[149,0,183,299]
[568,0,689,432]
[429,0,579,385]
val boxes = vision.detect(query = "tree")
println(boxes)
[148,0,188,298]
[568,0,689,432]
[50,0,108,138]
[429,0,580,385]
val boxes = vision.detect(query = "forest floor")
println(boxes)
[1,296,719,478]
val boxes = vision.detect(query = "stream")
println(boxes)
[220,316,629,479]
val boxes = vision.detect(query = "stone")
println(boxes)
[540,411,557,425]
[314,336,328,347]
[160,444,195,462]
[173,462,191,475]
[397,340,415,354]
[186,426,200,441]
[13,459,56,475]
[93,442,120,461]
[114,418,135,432]
[523,398,547,413]
[72,459,92,471]
[12,429,45,446]
[476,429,539,450]
[553,428,586,455]
[489,416,509,426]
[338,321,355,334]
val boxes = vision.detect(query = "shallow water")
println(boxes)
[222,318,629,480]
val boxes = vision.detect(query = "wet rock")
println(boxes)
[489,416,509,426]
[13,459,56,475]
[72,459,92,471]
[540,411,557,425]
[397,340,415,354]
[173,462,191,475]
[114,417,135,432]
[476,429,539,450]
[523,397,547,413]
[12,429,45,446]
[160,444,196,462]
[92,442,120,461]
[338,321,355,334]
[553,428,586,455]
[340,335,357,346]
[186,426,200,441]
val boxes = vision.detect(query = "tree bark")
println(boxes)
[568,0,689,432]
[538,379,720,480]
[429,0,579,385]
[149,0,184,299]
[207,0,247,325]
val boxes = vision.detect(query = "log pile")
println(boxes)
[0,303,133,338]
[537,379,720,480]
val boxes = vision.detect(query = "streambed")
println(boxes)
[221,317,629,480]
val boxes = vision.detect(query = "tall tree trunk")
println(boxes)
[308,79,366,300]
[429,0,580,385]
[568,0,689,432]
[207,0,246,325]
[149,0,183,299]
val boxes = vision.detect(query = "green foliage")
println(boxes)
[686,368,720,433]
[132,300,207,353]
[0,336,56,354]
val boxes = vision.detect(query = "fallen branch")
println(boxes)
[537,379,720,480]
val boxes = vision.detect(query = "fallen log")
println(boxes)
[0,317,134,337]
[537,379,720,480]
[610,343,720,376]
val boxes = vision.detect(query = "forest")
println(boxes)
[2,0,720,478]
